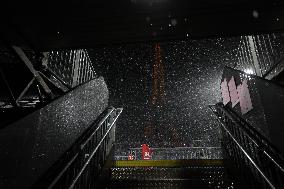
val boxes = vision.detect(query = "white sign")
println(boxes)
[221,76,253,115]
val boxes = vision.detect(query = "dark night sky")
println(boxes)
[90,37,239,155]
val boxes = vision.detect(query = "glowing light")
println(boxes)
[244,68,254,75]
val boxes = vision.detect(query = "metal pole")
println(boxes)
[12,46,53,98]
[0,68,18,107]
[248,36,262,76]
[16,77,35,103]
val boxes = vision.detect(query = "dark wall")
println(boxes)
[0,77,109,189]
[259,79,284,155]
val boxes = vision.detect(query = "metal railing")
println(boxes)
[235,34,284,78]
[210,103,284,189]
[34,107,123,189]
[115,146,222,160]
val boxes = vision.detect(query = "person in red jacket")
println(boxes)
[142,144,152,160]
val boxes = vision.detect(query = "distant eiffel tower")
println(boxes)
[151,43,165,106]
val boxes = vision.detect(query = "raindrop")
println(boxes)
[252,10,259,18]
[146,16,150,22]
[170,18,178,26]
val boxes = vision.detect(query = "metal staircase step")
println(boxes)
[107,160,235,189]
[108,179,233,189]
[111,167,226,180]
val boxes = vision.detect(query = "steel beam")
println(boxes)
[12,46,54,98]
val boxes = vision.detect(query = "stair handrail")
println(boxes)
[67,107,123,189]
[210,103,284,188]
[211,103,284,171]
[34,106,123,189]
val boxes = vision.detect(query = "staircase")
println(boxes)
[106,160,236,189]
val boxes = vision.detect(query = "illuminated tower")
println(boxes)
[151,43,165,106]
